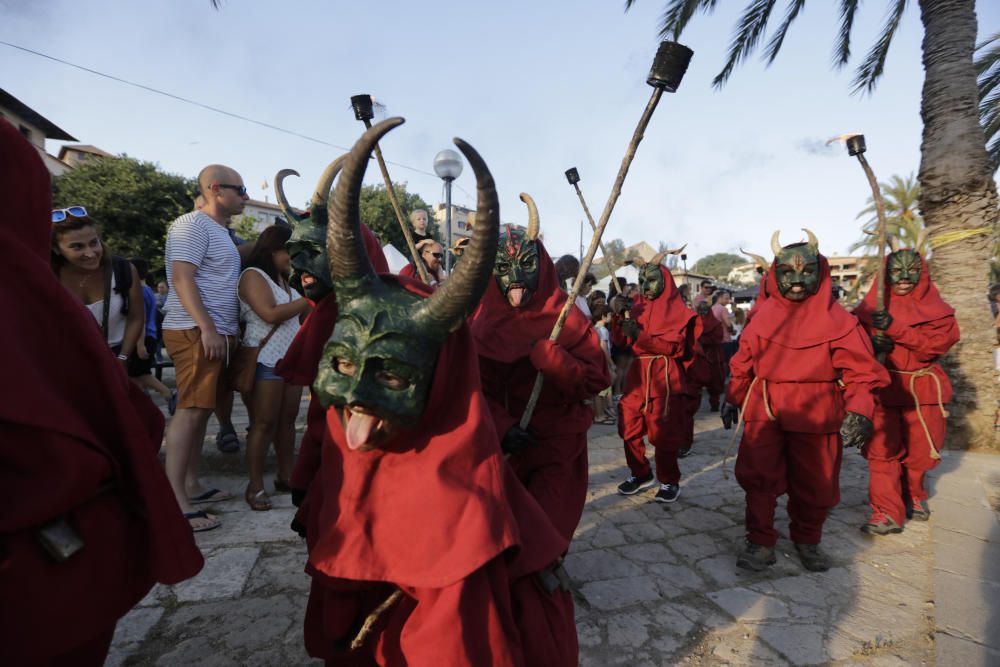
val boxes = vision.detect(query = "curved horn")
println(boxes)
[327,118,405,284]
[801,227,819,249]
[649,250,668,266]
[311,154,349,210]
[888,235,901,252]
[274,169,304,224]
[520,193,540,240]
[740,248,770,271]
[770,230,782,255]
[416,138,499,334]
[666,243,687,256]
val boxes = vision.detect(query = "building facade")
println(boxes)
[1,88,77,177]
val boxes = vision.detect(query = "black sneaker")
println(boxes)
[617,472,656,495]
[654,483,681,503]
[736,540,776,571]
[794,543,830,572]
[910,499,930,522]
[677,447,692,458]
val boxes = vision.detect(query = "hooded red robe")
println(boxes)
[470,240,609,541]
[727,255,889,546]
[697,307,726,408]
[0,118,203,666]
[854,254,958,522]
[618,265,697,484]
[302,276,576,666]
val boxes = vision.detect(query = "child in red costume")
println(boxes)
[615,253,697,502]
[726,230,889,572]
[0,114,203,667]
[854,248,958,533]
[471,197,609,542]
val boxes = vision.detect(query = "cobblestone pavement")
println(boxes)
[110,386,999,665]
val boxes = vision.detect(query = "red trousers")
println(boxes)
[509,432,588,542]
[735,421,843,546]
[863,404,945,524]
[682,394,700,450]
[619,392,687,484]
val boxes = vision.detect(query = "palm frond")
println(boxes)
[851,0,907,95]
[975,32,1000,170]
[209,0,222,7]
[625,0,719,40]
[712,0,779,89]
[763,0,807,65]
[833,0,860,68]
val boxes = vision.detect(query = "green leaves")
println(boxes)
[976,31,1000,170]
[691,252,746,279]
[358,182,436,260]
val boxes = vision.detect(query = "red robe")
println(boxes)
[727,256,889,546]
[0,117,203,666]
[470,241,609,541]
[302,277,576,666]
[618,265,697,484]
[697,309,726,408]
[678,316,714,451]
[854,254,958,522]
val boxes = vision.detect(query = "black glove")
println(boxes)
[621,318,640,341]
[839,411,873,449]
[501,425,537,455]
[871,309,893,331]
[871,333,895,354]
[721,402,739,430]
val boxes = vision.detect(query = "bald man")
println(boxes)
[162,164,248,532]
[401,238,447,285]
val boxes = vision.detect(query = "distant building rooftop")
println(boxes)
[0,89,76,141]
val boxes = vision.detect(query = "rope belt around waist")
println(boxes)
[890,367,948,461]
[639,354,671,418]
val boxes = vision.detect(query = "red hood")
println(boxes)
[854,253,954,327]
[632,264,697,340]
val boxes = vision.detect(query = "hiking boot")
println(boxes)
[736,540,776,571]
[677,447,692,458]
[909,499,930,522]
[794,543,830,572]
[617,472,656,495]
[654,483,681,503]
[861,508,903,535]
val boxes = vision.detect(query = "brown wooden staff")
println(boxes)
[518,41,694,430]
[350,94,430,284]
[564,167,624,295]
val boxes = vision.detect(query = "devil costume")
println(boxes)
[0,118,203,666]
[855,249,958,532]
[470,195,610,542]
[616,257,697,501]
[300,120,577,667]
[727,230,889,572]
[694,300,725,411]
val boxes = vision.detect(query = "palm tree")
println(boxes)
[977,30,1000,170]
[849,173,926,254]
[623,0,998,449]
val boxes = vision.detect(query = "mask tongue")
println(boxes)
[345,409,381,450]
[508,286,525,307]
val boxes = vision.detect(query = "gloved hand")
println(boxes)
[871,309,893,331]
[871,333,895,354]
[839,411,873,449]
[721,402,739,430]
[621,318,640,341]
[501,425,537,455]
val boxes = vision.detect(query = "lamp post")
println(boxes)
[433,149,463,273]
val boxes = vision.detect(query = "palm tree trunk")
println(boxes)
[917,0,999,450]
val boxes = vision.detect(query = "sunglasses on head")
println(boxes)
[217,184,248,196]
[51,206,88,223]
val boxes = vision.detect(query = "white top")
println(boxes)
[86,272,126,347]
[163,211,241,335]
[575,295,591,319]
[238,268,302,367]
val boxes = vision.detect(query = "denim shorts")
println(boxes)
[255,362,282,381]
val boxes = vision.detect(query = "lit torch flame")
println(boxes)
[825,133,862,146]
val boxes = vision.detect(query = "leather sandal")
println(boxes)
[245,488,272,511]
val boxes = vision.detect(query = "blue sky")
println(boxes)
[3,0,998,262]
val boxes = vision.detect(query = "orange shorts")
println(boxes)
[163,328,238,410]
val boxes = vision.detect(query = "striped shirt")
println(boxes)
[163,211,241,335]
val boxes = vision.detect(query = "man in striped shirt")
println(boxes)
[162,164,246,532]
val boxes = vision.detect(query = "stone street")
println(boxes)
[110,388,1000,666]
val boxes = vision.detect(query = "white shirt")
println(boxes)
[238,268,302,367]
[575,295,592,319]
[85,271,126,347]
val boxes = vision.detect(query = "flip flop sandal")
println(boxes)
[216,430,240,453]
[184,510,220,533]
[599,417,617,425]
[246,489,272,512]
[189,488,234,504]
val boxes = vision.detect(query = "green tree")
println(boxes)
[231,214,262,243]
[624,0,999,448]
[692,252,745,279]
[849,173,926,255]
[359,182,438,258]
[52,155,196,275]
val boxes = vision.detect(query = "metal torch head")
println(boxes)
[647,41,694,92]
[350,94,375,122]
[846,134,866,156]
[565,167,580,185]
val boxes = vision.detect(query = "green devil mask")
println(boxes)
[771,229,821,302]
[275,157,347,302]
[314,117,499,451]
[494,194,541,308]
[632,245,683,301]
[887,249,921,293]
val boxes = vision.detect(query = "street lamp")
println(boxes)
[433,149,463,273]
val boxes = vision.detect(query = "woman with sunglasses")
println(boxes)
[51,207,144,368]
